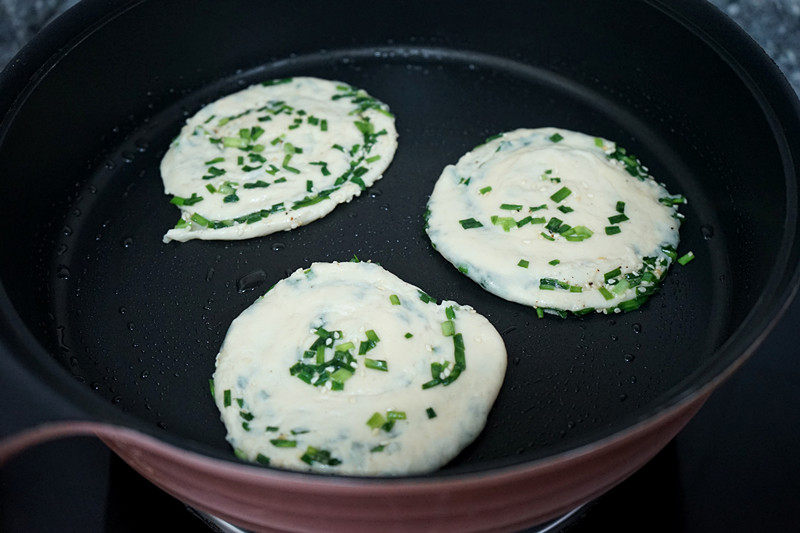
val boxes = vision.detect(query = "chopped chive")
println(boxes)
[550,187,572,203]
[491,216,516,232]
[366,329,380,342]
[243,180,270,189]
[604,267,622,282]
[426,407,437,419]
[599,287,614,300]
[222,136,248,148]
[332,143,344,151]
[205,184,216,193]
[387,410,406,420]
[500,203,523,211]
[405,332,413,338]
[209,378,215,398]
[545,217,563,232]
[616,201,626,213]
[659,195,687,206]
[479,186,492,195]
[367,412,386,430]
[234,449,247,460]
[529,204,547,212]
[364,358,388,371]
[608,213,629,224]
[541,232,555,241]
[518,259,529,268]
[335,341,355,352]
[331,368,353,383]
[594,137,604,147]
[365,155,381,163]
[605,226,621,235]
[459,218,483,229]
[549,259,560,265]
[204,157,224,165]
[370,445,386,453]
[677,251,695,265]
[306,180,313,192]
[223,390,231,407]
[389,294,400,305]
[255,454,270,465]
[549,133,564,142]
[458,265,469,274]
[557,205,574,213]
[531,217,546,224]
[270,438,297,448]
[266,426,279,432]
[236,398,244,408]
[562,225,594,242]
[320,119,328,131]
[441,320,455,336]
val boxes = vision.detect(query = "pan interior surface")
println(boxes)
[0,0,792,477]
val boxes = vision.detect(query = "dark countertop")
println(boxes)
[1,1,799,532]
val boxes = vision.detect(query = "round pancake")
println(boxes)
[212,261,507,475]
[425,128,685,315]
[161,77,397,242]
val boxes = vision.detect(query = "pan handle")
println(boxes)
[0,346,100,463]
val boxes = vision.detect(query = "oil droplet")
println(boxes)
[127,322,134,331]
[135,139,149,152]
[206,267,215,282]
[57,243,68,256]
[513,357,521,366]
[56,266,70,279]
[141,370,149,379]
[237,269,267,292]
[88,185,97,194]
[91,382,101,390]
[369,188,382,198]
[700,224,714,240]
[624,353,635,363]
[619,393,628,401]
[121,151,135,163]
[121,237,133,248]
[104,160,116,170]
[379,203,390,211]
[119,306,127,315]
[610,334,618,341]
[272,242,285,252]
[630,375,637,384]
[63,225,73,236]
[632,323,642,334]
[112,396,122,404]
[72,208,81,217]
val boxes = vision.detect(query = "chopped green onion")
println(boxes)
[604,267,621,282]
[335,341,354,352]
[479,186,492,194]
[367,412,386,430]
[426,407,437,419]
[441,320,455,336]
[331,368,353,383]
[387,410,406,420]
[549,259,560,265]
[531,217,546,224]
[598,287,614,300]
[270,438,297,448]
[545,217,563,232]
[204,157,224,165]
[557,205,574,214]
[299,446,341,466]
[222,136,248,148]
[418,290,436,304]
[516,216,533,227]
[405,332,413,338]
[491,216,516,231]
[677,251,695,265]
[500,203,523,211]
[616,201,626,213]
[223,390,231,407]
[445,306,456,320]
[364,358,388,371]
[255,454,270,465]
[266,426,279,432]
[389,294,400,305]
[605,226,621,235]
[518,259,529,268]
[535,307,544,318]
[550,187,572,203]
[594,137,604,147]
[370,445,386,453]
[530,204,547,212]
[608,213,629,224]
[541,232,555,241]
[549,133,564,142]
[459,218,483,229]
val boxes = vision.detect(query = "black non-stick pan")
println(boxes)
[1,0,798,530]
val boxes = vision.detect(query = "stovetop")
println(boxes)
[1,1,799,532]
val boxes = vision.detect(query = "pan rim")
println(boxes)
[0,0,798,482]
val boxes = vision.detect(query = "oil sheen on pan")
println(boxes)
[211,261,507,475]
[160,77,398,242]
[425,128,690,316]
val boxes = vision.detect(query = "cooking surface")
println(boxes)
[50,47,725,470]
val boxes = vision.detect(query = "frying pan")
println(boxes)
[1,0,798,530]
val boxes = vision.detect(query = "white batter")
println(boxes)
[425,128,684,314]
[212,261,507,475]
[161,77,397,242]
